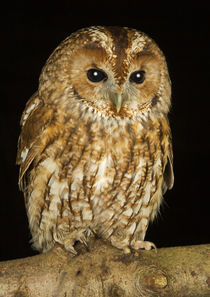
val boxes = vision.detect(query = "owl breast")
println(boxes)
[25,104,169,252]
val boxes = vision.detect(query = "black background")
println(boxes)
[1,3,209,261]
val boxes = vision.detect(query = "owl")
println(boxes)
[17,26,174,255]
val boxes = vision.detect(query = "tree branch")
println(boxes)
[0,240,209,296]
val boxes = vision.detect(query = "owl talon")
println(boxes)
[63,239,78,255]
[67,246,78,255]
[79,238,90,251]
[131,240,157,252]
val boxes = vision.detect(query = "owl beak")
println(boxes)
[111,93,123,113]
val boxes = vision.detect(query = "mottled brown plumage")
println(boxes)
[17,26,174,254]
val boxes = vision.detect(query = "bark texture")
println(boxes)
[0,240,209,297]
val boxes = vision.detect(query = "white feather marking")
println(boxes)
[30,188,42,200]
[61,187,69,200]
[141,218,148,229]
[82,209,93,221]
[100,209,114,222]
[133,158,147,184]
[90,195,99,209]
[141,206,152,218]
[116,192,126,207]
[49,180,67,197]
[153,158,162,171]
[94,155,113,193]
[62,209,69,217]
[73,167,83,180]
[130,34,146,52]
[127,222,136,235]
[48,195,60,212]
[21,148,29,162]
[22,99,40,126]
[41,158,57,174]
[123,208,133,217]
[48,179,64,212]
[71,200,89,211]
[74,215,81,222]
[143,183,151,206]
[133,200,142,214]
[70,168,83,191]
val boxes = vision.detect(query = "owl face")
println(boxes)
[40,26,171,118]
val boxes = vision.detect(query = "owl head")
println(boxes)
[39,26,171,119]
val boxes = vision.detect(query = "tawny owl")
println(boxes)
[17,26,174,254]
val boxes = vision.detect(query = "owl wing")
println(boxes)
[16,92,46,191]
[162,134,174,194]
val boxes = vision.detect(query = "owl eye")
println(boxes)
[129,70,145,84]
[87,68,107,83]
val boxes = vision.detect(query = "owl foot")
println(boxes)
[63,229,92,255]
[131,240,157,252]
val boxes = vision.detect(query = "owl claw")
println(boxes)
[63,238,78,255]
[66,246,78,255]
[131,240,157,252]
[79,238,90,251]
